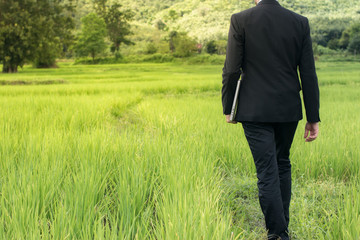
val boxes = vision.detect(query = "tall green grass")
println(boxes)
[0,62,359,239]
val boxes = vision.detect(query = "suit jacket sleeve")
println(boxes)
[222,14,244,115]
[299,18,320,123]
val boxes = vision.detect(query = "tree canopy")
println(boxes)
[1,0,359,70]
[0,0,74,73]
[75,13,108,62]
[94,0,134,57]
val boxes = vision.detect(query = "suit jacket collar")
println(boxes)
[258,0,281,6]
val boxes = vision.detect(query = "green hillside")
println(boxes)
[77,0,360,42]
[69,0,360,57]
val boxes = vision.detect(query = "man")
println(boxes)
[221,0,320,239]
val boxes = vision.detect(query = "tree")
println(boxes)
[168,10,179,21]
[339,30,351,49]
[171,32,197,57]
[169,31,178,53]
[327,39,339,50]
[33,1,75,67]
[75,13,107,62]
[156,20,167,31]
[310,18,349,47]
[347,34,360,55]
[0,0,74,73]
[94,0,134,57]
[339,23,360,49]
[0,0,42,72]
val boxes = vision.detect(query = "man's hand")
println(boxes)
[226,115,237,124]
[304,122,319,142]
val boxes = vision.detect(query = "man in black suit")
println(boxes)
[221,0,320,239]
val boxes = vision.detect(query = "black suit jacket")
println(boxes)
[222,0,320,123]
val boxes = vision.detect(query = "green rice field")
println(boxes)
[0,61,359,239]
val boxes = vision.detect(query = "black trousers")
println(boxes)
[241,121,298,240]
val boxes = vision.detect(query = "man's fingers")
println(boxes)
[305,131,318,142]
[305,133,316,142]
[306,137,316,142]
[304,122,319,142]
[310,131,318,139]
[304,128,309,139]
[226,120,237,124]
[305,136,315,142]
[225,115,237,124]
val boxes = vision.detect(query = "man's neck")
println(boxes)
[257,0,278,5]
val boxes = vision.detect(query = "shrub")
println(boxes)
[141,53,174,63]
[146,42,158,54]
[317,45,339,56]
[172,32,197,57]
[185,54,225,65]
[206,40,217,54]
[347,34,360,54]
[327,39,340,50]
[215,40,227,55]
